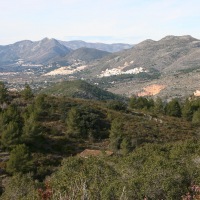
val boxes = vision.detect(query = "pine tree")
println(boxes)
[136,97,149,109]
[34,94,50,118]
[192,109,200,125]
[66,107,81,137]
[182,99,193,121]
[109,118,123,151]
[22,113,42,141]
[1,174,37,199]
[0,81,8,103]
[21,83,33,100]
[120,137,132,155]
[6,144,32,174]
[1,121,22,149]
[129,96,137,109]
[165,99,182,117]
[2,104,23,125]
[129,96,150,110]
[154,97,164,114]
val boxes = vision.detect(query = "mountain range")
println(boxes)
[1,35,200,100]
[81,35,200,99]
[86,35,200,75]
[0,38,131,66]
[59,40,133,53]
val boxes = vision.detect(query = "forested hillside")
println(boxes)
[1,81,200,199]
[40,80,124,101]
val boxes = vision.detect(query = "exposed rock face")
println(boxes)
[43,65,87,76]
[106,71,200,100]
[194,90,200,97]
[78,149,113,158]
[137,84,166,96]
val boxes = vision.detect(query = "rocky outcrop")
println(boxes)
[194,90,200,97]
[138,84,166,96]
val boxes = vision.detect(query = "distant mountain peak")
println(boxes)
[160,35,197,42]
[136,39,156,47]
[13,40,33,45]
[40,37,59,44]
[41,37,52,41]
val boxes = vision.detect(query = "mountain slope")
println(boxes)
[59,40,133,53]
[0,38,71,65]
[86,35,200,77]
[59,47,110,63]
[40,80,124,100]
[2,35,200,100]
[82,35,200,99]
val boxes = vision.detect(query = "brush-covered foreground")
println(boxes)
[1,82,200,199]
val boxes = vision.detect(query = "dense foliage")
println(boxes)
[129,95,200,124]
[49,140,200,199]
[1,81,200,199]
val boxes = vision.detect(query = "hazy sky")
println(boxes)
[0,0,200,44]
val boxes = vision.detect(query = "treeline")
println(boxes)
[130,96,200,124]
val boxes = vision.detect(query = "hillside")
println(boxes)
[40,80,123,100]
[83,35,200,99]
[0,38,71,65]
[0,38,132,67]
[86,35,200,76]
[58,47,110,64]
[1,82,200,199]
[1,35,200,100]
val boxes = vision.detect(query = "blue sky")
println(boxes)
[0,0,200,44]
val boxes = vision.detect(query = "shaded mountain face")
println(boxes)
[0,38,71,65]
[59,47,111,63]
[59,40,133,53]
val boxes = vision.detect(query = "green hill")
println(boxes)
[40,80,124,101]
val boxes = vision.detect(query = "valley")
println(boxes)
[1,35,200,100]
